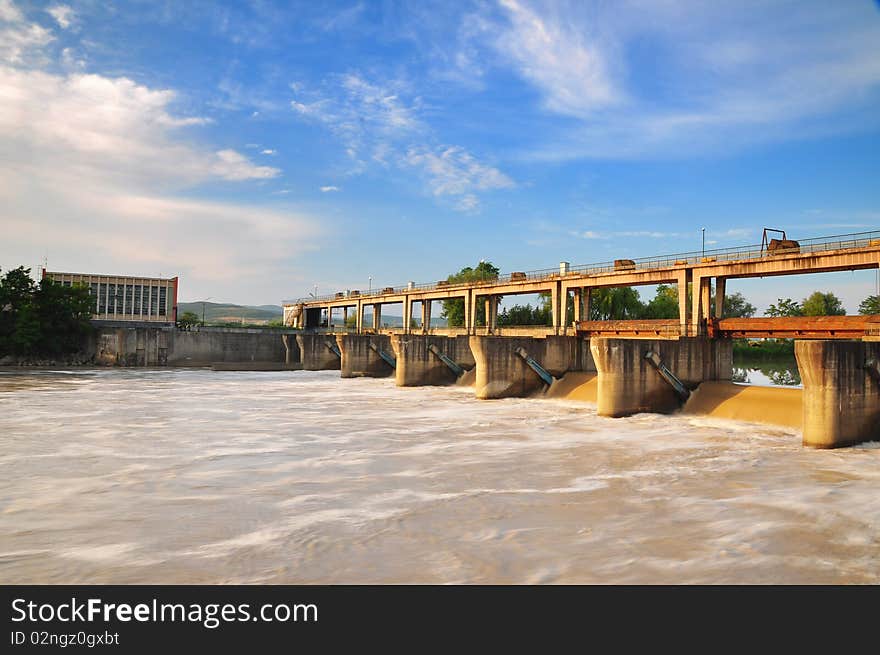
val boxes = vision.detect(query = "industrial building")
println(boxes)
[43,271,179,323]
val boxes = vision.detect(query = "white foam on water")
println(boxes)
[1,368,879,584]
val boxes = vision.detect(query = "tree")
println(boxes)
[857,295,879,315]
[497,303,551,326]
[801,291,846,316]
[765,298,803,317]
[589,287,644,320]
[440,260,500,327]
[642,284,678,319]
[177,311,201,330]
[0,267,93,357]
[720,291,756,318]
[33,278,93,355]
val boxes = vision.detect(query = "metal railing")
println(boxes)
[284,230,880,305]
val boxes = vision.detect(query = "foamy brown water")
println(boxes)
[1,368,878,584]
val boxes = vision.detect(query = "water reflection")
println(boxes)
[732,357,801,387]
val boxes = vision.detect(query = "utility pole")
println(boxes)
[701,227,706,258]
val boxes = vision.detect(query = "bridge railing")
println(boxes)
[284,230,880,305]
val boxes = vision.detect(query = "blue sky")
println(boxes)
[1,0,879,311]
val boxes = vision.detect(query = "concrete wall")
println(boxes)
[296,333,341,371]
[389,334,475,386]
[590,337,732,417]
[92,325,297,367]
[336,334,395,378]
[169,328,293,366]
[95,327,171,366]
[469,335,594,399]
[796,340,880,448]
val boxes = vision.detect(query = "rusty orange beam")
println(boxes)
[710,315,880,339]
[576,319,680,338]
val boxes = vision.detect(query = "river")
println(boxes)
[1,368,878,584]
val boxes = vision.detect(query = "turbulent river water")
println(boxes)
[1,368,878,584]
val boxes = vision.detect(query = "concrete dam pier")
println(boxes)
[336,334,395,378]
[470,335,594,399]
[296,333,341,371]
[796,340,880,448]
[591,337,733,418]
[390,334,475,386]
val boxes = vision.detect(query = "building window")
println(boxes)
[150,286,159,315]
[125,285,133,314]
[159,287,167,315]
[90,283,99,313]
[97,283,105,314]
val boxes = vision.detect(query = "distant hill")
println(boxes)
[178,301,282,325]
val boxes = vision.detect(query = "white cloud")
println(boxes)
[261,148,276,155]
[404,145,513,198]
[46,4,74,29]
[320,186,340,193]
[0,0,23,22]
[0,2,53,64]
[212,149,279,180]
[0,66,277,185]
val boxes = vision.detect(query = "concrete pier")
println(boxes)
[470,336,594,399]
[795,340,880,448]
[336,334,395,378]
[389,334,474,386]
[591,337,732,417]
[296,333,341,371]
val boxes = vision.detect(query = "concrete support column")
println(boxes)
[483,296,499,333]
[343,306,349,329]
[551,281,561,334]
[468,291,478,335]
[573,288,583,325]
[677,270,691,337]
[463,291,472,335]
[691,275,711,336]
[583,287,592,322]
[356,301,364,334]
[421,300,432,334]
[714,278,726,319]
[327,306,333,329]
[404,297,413,334]
[795,340,880,448]
[372,304,382,331]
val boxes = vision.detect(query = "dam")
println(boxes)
[283,230,880,449]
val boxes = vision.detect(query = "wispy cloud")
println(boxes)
[291,73,514,211]
[320,186,340,193]
[496,0,620,116]
[475,0,880,159]
[261,148,276,155]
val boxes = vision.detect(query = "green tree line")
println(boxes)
[0,267,94,357]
